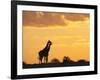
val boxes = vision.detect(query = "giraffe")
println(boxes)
[38,40,52,64]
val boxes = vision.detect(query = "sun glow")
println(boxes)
[23,11,90,64]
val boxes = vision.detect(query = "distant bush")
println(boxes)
[77,59,88,63]
[51,58,60,63]
[23,61,27,65]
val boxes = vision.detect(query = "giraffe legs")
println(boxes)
[39,56,48,64]
[44,56,48,64]
[39,56,43,64]
[44,57,46,63]
[46,56,48,64]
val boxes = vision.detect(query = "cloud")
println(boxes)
[63,13,89,21]
[23,11,89,27]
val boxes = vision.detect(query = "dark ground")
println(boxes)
[23,62,89,69]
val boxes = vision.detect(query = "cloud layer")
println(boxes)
[23,11,89,27]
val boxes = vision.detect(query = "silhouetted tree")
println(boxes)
[51,58,60,63]
[63,56,74,63]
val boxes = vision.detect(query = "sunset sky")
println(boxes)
[22,11,90,64]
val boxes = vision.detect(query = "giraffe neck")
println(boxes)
[47,44,51,49]
[44,42,49,49]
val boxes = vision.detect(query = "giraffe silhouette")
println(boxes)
[38,40,52,64]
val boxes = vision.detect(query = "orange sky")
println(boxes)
[22,11,90,64]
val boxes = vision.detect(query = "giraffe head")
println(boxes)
[48,40,52,45]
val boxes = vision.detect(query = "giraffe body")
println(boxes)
[38,40,52,64]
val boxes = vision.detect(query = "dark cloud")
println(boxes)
[23,11,67,27]
[64,13,89,21]
[23,11,89,27]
